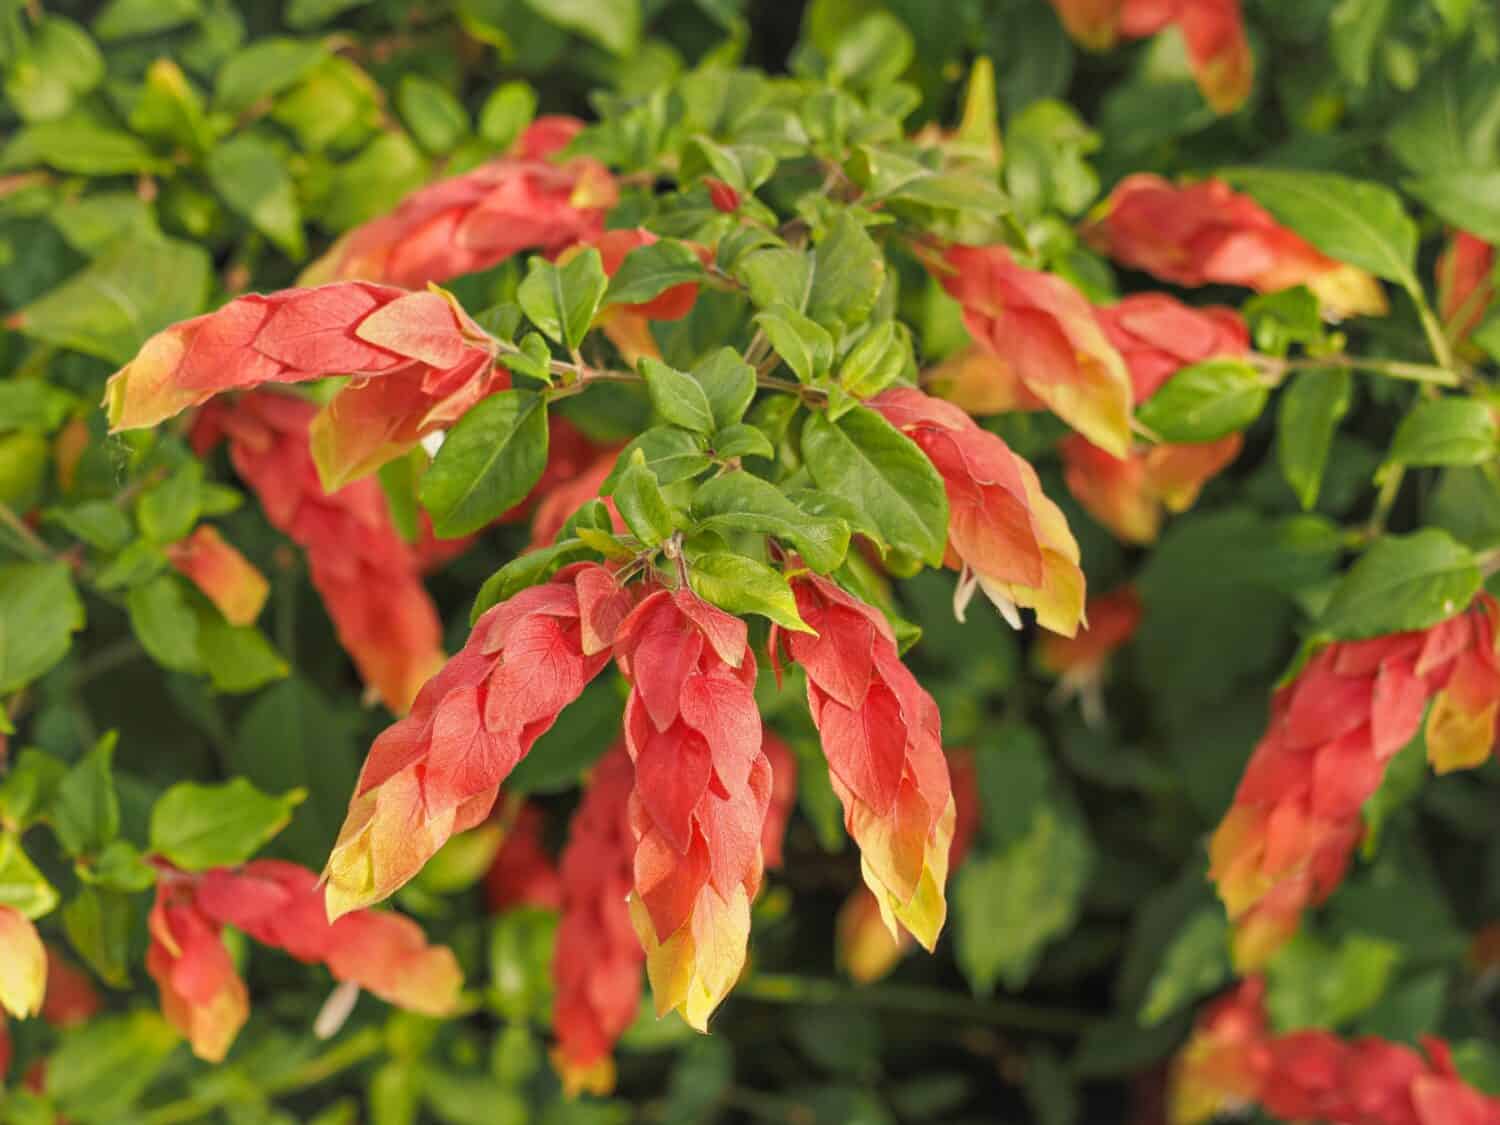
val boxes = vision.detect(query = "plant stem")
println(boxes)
[142,1027,384,1125]
[735,973,1093,1035]
[1257,353,1459,388]
[1365,466,1405,537]
[0,500,53,562]
[1408,281,1457,374]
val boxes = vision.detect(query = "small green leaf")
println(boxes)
[127,575,202,672]
[44,502,132,552]
[1383,397,1499,472]
[754,304,834,384]
[517,250,607,351]
[1406,170,1500,246]
[420,390,550,537]
[1266,931,1401,1032]
[1136,359,1268,444]
[639,358,715,434]
[605,240,707,307]
[711,424,775,461]
[1319,530,1481,640]
[197,613,289,693]
[52,733,121,858]
[3,118,163,176]
[94,0,200,39]
[150,778,305,871]
[77,840,156,893]
[694,349,757,430]
[687,551,811,632]
[2,17,103,123]
[837,321,912,399]
[691,471,851,573]
[1277,370,1352,510]
[801,407,949,566]
[477,81,537,147]
[614,450,677,546]
[61,887,132,988]
[0,562,86,693]
[603,427,711,490]
[807,211,885,332]
[397,75,470,154]
[0,750,67,829]
[207,133,306,259]
[1138,908,1231,1026]
[136,462,203,545]
[519,0,640,53]
[0,835,60,918]
[214,38,329,114]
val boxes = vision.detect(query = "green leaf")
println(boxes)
[517,249,607,351]
[137,462,203,545]
[378,447,424,544]
[1329,0,1393,88]
[77,840,155,893]
[687,551,811,631]
[207,133,306,259]
[0,382,80,434]
[735,248,811,310]
[639,358,716,434]
[1411,171,1500,248]
[46,1011,178,1119]
[197,613,289,693]
[1318,530,1481,640]
[130,59,212,153]
[420,390,549,537]
[613,450,677,546]
[0,835,60,918]
[1266,931,1401,1031]
[397,75,470,154]
[827,10,914,89]
[1137,359,1267,443]
[519,0,640,53]
[0,749,67,829]
[61,887,133,987]
[477,81,537,147]
[1388,62,1500,174]
[94,0,200,38]
[954,803,1093,993]
[691,471,851,573]
[754,304,834,383]
[127,575,202,672]
[287,0,373,28]
[1138,908,1231,1026]
[471,540,592,622]
[214,38,328,114]
[807,212,885,332]
[150,778,305,871]
[52,732,120,857]
[2,17,103,123]
[801,406,949,566]
[711,423,774,461]
[0,562,85,693]
[1222,167,1417,285]
[1384,397,1499,471]
[11,236,212,364]
[694,349,757,430]
[605,240,708,307]
[837,321,911,400]
[1277,370,1352,510]
[3,118,163,176]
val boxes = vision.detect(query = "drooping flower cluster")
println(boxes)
[837,749,980,983]
[104,282,496,457]
[299,116,614,290]
[1036,585,1143,725]
[935,244,1134,457]
[780,574,956,951]
[147,860,461,1062]
[1084,175,1387,318]
[166,525,270,627]
[613,588,772,1032]
[1061,295,1248,543]
[194,393,445,714]
[871,386,1086,636]
[324,563,631,917]
[1211,597,1500,968]
[1170,978,1500,1125]
[1437,231,1496,346]
[551,744,642,1096]
[1047,0,1252,113]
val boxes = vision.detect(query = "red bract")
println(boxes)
[196,393,445,715]
[837,749,981,982]
[1047,0,1124,48]
[146,894,249,1064]
[1437,231,1496,346]
[1036,586,1142,725]
[936,244,1134,456]
[1120,0,1252,113]
[1169,978,1500,1125]
[484,802,563,913]
[103,282,495,445]
[614,588,771,1031]
[40,947,100,1029]
[781,574,955,951]
[324,563,631,916]
[871,386,1086,636]
[166,525,270,627]
[760,733,799,871]
[0,907,46,1020]
[1210,598,1500,968]
[1061,296,1247,543]
[148,861,461,1062]
[924,347,1047,417]
[1083,175,1387,318]
[299,117,614,290]
[527,445,621,551]
[551,744,642,1096]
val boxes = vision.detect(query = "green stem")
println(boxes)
[1408,280,1457,374]
[1259,353,1459,388]
[1366,466,1405,537]
[736,973,1093,1035]
[0,500,53,563]
[142,1027,384,1125]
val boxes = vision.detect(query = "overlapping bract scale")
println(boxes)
[1211,597,1500,968]
[323,563,631,917]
